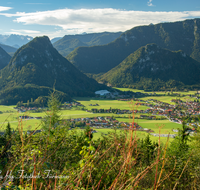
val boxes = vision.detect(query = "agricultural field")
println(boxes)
[116,88,198,103]
[116,117,181,134]
[115,87,198,95]
[139,95,196,104]
[91,128,173,144]
[0,88,197,143]
[74,97,148,110]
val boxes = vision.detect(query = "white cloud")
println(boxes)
[147,0,154,7]
[0,6,12,12]
[1,8,200,37]
[6,29,40,36]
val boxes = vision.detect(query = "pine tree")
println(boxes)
[42,90,61,131]
[178,120,190,150]
[4,122,12,141]
[143,135,155,165]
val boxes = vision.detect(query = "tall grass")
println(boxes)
[0,105,199,189]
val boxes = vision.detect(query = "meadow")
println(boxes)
[116,87,198,103]
[0,88,194,143]
[115,87,198,95]
[74,97,148,110]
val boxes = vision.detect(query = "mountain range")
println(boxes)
[0,34,33,48]
[53,32,122,57]
[67,18,200,74]
[98,44,200,90]
[0,18,200,105]
[0,36,105,104]
[0,46,11,70]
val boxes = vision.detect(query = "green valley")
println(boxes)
[1,88,198,143]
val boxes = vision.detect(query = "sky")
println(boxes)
[0,0,200,39]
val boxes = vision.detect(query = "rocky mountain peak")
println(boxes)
[9,36,58,69]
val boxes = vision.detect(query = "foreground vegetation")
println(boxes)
[0,116,199,189]
[0,91,200,189]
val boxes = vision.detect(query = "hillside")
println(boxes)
[0,46,11,70]
[0,43,17,55]
[67,18,200,74]
[53,32,122,57]
[0,36,105,104]
[99,44,200,90]
[54,38,87,57]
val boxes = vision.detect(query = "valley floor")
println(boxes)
[0,88,199,144]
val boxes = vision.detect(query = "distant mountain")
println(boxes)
[0,43,17,54]
[13,44,20,49]
[0,46,11,70]
[53,32,122,57]
[54,38,88,57]
[0,36,105,104]
[67,18,200,74]
[86,32,123,46]
[51,37,62,44]
[0,34,33,47]
[98,44,200,90]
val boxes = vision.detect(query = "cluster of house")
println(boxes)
[171,99,200,115]
[67,116,141,129]
[150,99,200,124]
[89,104,99,106]
[62,101,84,109]
[15,106,40,113]
[134,98,200,124]
[18,116,42,120]
[86,97,200,127]
[88,108,133,114]
[16,101,85,112]
[66,116,156,134]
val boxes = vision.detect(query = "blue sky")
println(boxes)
[0,0,200,39]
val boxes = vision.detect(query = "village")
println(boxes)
[14,91,200,138]
[85,98,200,125]
[16,97,200,125]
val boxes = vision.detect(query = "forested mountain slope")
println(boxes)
[0,46,11,70]
[0,36,105,104]
[67,18,200,74]
[99,44,200,90]
[53,32,122,57]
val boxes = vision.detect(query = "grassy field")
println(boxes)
[116,117,181,134]
[116,88,198,102]
[140,95,196,104]
[74,97,148,110]
[91,128,173,144]
[115,87,198,95]
[0,89,190,144]
[0,105,16,112]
